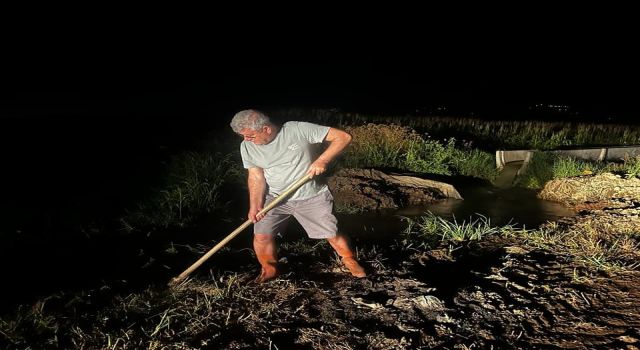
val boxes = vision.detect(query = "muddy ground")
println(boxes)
[162,236,639,349]
[2,173,640,349]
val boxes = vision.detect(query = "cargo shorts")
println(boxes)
[254,190,338,239]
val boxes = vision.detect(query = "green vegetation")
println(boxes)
[278,108,640,150]
[401,212,518,249]
[333,202,367,214]
[0,273,253,349]
[121,152,242,230]
[514,153,603,188]
[621,155,640,178]
[342,124,498,181]
[2,206,638,348]
[514,153,640,189]
[400,209,640,272]
[414,117,640,150]
[523,219,640,272]
[6,109,640,347]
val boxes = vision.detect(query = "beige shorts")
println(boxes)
[254,190,338,239]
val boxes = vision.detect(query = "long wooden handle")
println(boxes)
[168,173,313,286]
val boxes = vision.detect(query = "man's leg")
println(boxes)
[294,191,366,278]
[253,195,292,283]
[327,234,366,278]
[253,233,278,283]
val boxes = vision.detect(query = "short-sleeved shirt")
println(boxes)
[240,121,330,201]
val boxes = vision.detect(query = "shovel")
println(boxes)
[168,173,313,286]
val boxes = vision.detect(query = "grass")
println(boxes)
[400,208,640,272]
[621,155,640,178]
[342,124,498,181]
[1,268,336,349]
[334,202,367,214]
[280,239,328,256]
[522,224,640,272]
[1,212,637,348]
[5,108,640,347]
[273,108,640,150]
[406,116,640,150]
[449,147,498,179]
[341,124,416,170]
[121,152,242,230]
[0,272,256,349]
[514,153,611,189]
[401,212,518,249]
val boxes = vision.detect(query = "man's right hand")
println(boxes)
[249,207,265,223]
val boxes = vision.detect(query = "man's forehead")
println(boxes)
[240,126,264,133]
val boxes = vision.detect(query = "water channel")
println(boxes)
[339,162,575,241]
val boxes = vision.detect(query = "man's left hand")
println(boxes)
[307,159,329,178]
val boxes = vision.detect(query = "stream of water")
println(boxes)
[340,163,575,241]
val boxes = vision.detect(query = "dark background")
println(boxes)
[0,15,638,308]
[1,38,638,229]
[2,55,637,122]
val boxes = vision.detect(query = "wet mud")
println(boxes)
[2,172,640,349]
[327,168,446,210]
[203,238,639,349]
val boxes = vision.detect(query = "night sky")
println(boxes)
[0,8,636,123]
[2,44,637,122]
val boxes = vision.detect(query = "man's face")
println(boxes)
[238,126,273,145]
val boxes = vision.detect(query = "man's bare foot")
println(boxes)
[254,267,279,283]
[342,257,366,278]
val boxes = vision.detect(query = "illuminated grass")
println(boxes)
[514,153,610,189]
[342,124,498,181]
[401,212,517,247]
[521,217,640,272]
[275,108,640,149]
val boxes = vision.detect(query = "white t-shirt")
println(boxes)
[240,121,330,200]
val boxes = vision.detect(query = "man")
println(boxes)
[230,109,366,283]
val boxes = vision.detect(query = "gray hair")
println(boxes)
[230,109,270,133]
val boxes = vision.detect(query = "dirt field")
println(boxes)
[1,172,639,349]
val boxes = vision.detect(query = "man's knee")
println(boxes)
[326,233,345,243]
[254,233,273,243]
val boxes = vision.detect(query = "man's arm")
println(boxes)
[247,167,267,223]
[307,127,352,177]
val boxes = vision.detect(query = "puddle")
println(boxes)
[339,182,575,241]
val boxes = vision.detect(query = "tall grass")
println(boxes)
[273,108,640,150]
[341,124,416,169]
[514,153,610,189]
[122,152,241,230]
[410,118,640,150]
[342,124,498,181]
[404,137,456,175]
[449,147,498,179]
